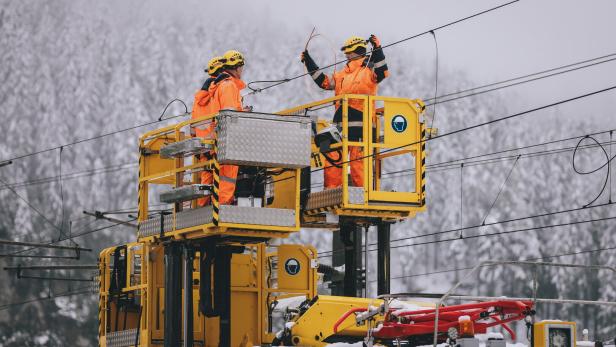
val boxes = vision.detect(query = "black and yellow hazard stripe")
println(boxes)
[305,204,342,216]
[97,265,103,346]
[420,124,426,206]
[212,140,220,226]
[137,154,142,239]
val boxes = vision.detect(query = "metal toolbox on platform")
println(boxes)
[216,110,311,168]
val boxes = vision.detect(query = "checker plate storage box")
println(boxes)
[216,111,311,168]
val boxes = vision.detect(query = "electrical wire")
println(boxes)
[8,129,608,192]
[157,98,189,121]
[0,286,92,311]
[0,99,189,164]
[0,162,137,191]
[572,135,616,207]
[428,30,439,133]
[382,138,616,179]
[389,214,616,250]
[317,201,614,257]
[377,244,616,282]
[244,0,520,96]
[272,84,616,186]
[0,176,63,234]
[5,220,131,257]
[480,155,520,225]
[424,53,616,105]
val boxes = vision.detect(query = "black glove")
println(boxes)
[301,50,319,73]
[369,34,381,48]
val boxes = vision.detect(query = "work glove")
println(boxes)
[369,34,381,48]
[301,50,320,73]
[300,50,310,64]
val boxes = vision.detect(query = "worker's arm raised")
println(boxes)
[301,51,335,90]
[368,35,389,83]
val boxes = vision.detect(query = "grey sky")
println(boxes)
[202,0,616,125]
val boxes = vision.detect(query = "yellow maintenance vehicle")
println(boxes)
[97,94,428,346]
[96,94,586,347]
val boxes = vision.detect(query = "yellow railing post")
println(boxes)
[342,96,349,205]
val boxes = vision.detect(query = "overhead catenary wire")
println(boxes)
[388,214,616,250]
[244,0,520,96]
[424,52,616,105]
[381,135,616,178]
[0,176,64,235]
[309,137,616,189]
[3,52,615,187]
[428,30,439,132]
[4,220,131,257]
[318,201,614,257]
[272,84,616,186]
[375,244,616,282]
[572,135,616,207]
[480,155,520,225]
[0,99,189,164]
[0,286,93,312]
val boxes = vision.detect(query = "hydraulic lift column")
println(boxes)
[213,245,244,347]
[164,242,182,347]
[377,221,391,295]
[339,218,363,297]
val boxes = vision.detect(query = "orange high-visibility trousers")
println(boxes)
[198,155,213,207]
[324,146,364,189]
[198,160,238,206]
[218,165,239,204]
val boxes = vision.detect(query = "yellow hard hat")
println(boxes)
[223,50,245,68]
[340,36,367,54]
[206,56,224,75]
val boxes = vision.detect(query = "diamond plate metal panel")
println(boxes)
[160,138,213,159]
[220,205,295,227]
[306,188,342,210]
[137,214,172,238]
[159,184,212,204]
[106,328,138,347]
[175,207,212,230]
[306,187,364,210]
[217,111,311,168]
[138,205,294,237]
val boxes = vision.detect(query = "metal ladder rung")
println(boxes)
[159,184,212,204]
[159,138,213,159]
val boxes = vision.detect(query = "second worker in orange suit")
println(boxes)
[208,49,247,204]
[192,56,224,206]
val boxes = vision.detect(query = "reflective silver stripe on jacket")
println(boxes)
[374,60,387,69]
[312,71,324,81]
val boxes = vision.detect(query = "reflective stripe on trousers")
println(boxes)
[199,162,238,206]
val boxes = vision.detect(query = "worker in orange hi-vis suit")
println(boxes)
[192,56,224,206]
[208,49,248,205]
[301,35,389,189]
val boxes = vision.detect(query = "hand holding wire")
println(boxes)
[300,50,309,64]
[369,34,381,48]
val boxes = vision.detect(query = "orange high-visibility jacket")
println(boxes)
[192,77,217,138]
[211,74,245,111]
[325,59,378,111]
